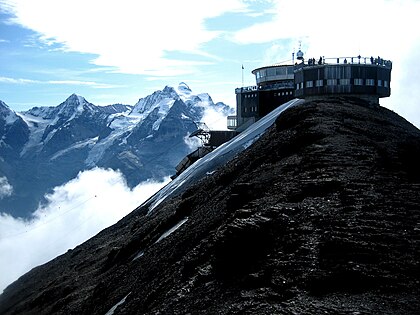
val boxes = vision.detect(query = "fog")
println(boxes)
[0,168,169,293]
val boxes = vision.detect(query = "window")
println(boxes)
[276,67,286,76]
[378,79,382,87]
[384,80,389,88]
[366,79,375,86]
[316,79,323,87]
[227,116,237,128]
[327,79,337,86]
[306,81,314,88]
[300,82,304,89]
[354,78,363,85]
[340,79,350,85]
[296,83,300,90]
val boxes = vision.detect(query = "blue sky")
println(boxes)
[1,0,420,127]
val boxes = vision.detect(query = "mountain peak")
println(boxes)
[0,100,20,126]
[0,100,9,109]
[64,94,87,105]
[50,94,97,120]
[0,100,11,116]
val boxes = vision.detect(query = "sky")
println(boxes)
[1,0,420,294]
[0,0,419,127]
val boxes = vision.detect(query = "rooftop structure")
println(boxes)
[294,55,392,103]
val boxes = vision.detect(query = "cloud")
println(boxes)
[0,76,118,88]
[0,76,36,84]
[201,105,232,130]
[47,80,121,89]
[0,168,169,293]
[0,0,247,76]
[0,176,13,199]
[184,133,202,151]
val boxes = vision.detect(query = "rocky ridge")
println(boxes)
[0,97,419,314]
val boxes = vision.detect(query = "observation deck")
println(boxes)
[294,56,392,103]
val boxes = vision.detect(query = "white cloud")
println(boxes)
[0,168,169,293]
[0,176,13,199]
[47,80,121,89]
[202,105,232,130]
[184,133,202,151]
[0,76,36,84]
[0,0,247,76]
[0,76,118,88]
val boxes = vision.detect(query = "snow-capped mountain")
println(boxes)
[0,83,233,217]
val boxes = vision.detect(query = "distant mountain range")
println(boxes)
[0,83,233,217]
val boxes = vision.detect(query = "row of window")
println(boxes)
[243,106,258,113]
[244,90,293,98]
[255,66,294,79]
[274,91,293,97]
[244,93,257,98]
[297,79,389,89]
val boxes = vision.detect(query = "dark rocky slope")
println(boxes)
[1,97,419,314]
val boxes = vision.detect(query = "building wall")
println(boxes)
[294,64,391,99]
[235,86,294,128]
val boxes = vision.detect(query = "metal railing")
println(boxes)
[302,56,392,69]
[235,81,294,94]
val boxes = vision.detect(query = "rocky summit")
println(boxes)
[0,97,419,314]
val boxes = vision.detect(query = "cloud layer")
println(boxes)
[0,168,169,293]
[0,0,246,76]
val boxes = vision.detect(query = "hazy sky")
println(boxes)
[1,0,419,127]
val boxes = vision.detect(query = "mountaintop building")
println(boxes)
[229,49,392,131]
[174,49,392,177]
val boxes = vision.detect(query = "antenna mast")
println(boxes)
[241,64,244,87]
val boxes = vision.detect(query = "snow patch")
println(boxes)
[17,112,54,156]
[105,293,131,315]
[155,217,188,243]
[3,111,18,125]
[132,250,144,261]
[50,137,99,161]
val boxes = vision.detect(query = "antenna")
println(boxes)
[241,64,244,87]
